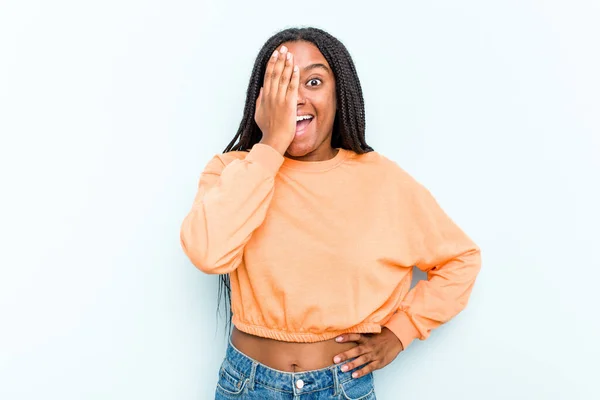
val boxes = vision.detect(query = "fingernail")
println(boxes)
[293,65,299,72]
[334,356,341,363]
[286,52,292,60]
[341,365,348,372]
[335,336,343,342]
[280,45,287,53]
[352,372,358,378]
[272,50,278,59]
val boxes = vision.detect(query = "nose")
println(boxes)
[297,88,306,106]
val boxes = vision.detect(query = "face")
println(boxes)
[276,40,337,159]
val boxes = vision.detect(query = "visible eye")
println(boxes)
[307,78,322,87]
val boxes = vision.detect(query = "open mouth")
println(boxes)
[295,114,314,135]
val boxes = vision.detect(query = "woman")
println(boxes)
[180,27,481,399]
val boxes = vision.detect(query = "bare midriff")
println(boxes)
[231,326,357,372]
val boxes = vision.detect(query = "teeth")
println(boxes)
[296,115,314,122]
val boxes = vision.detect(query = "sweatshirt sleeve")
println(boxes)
[180,144,284,275]
[383,181,482,350]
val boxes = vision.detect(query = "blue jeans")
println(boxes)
[214,337,377,399]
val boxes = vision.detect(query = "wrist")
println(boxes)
[382,326,404,352]
[383,311,420,351]
[259,136,289,156]
[247,143,285,174]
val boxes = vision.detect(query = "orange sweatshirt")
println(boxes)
[180,143,481,348]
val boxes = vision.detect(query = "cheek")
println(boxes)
[316,91,336,121]
[327,89,337,119]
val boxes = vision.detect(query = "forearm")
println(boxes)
[180,144,284,274]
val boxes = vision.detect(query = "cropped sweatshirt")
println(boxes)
[180,143,481,348]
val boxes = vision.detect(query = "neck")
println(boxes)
[286,146,339,162]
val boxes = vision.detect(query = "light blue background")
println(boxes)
[1,0,598,399]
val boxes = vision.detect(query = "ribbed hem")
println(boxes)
[233,316,382,343]
[246,143,285,175]
[383,310,421,350]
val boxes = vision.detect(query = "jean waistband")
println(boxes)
[224,335,358,394]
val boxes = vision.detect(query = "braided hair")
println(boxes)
[217,27,374,337]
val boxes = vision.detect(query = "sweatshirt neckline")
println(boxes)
[281,148,348,172]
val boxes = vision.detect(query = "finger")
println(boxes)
[277,51,294,100]
[286,65,300,101]
[271,45,288,95]
[257,87,263,104]
[263,51,278,95]
[333,344,366,364]
[335,333,364,343]
[350,361,378,379]
[255,87,263,118]
[339,354,373,375]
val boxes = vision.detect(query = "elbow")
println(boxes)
[472,247,483,280]
[180,234,220,275]
[435,246,482,280]
[458,246,482,293]
[179,217,215,274]
[180,229,239,275]
[466,246,482,276]
[179,231,206,273]
[455,245,482,277]
[457,247,482,311]
[180,240,216,274]
[434,246,482,314]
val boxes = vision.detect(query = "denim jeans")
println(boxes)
[214,337,377,399]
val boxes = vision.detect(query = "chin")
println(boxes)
[286,139,315,157]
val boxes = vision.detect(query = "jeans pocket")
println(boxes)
[339,372,376,400]
[215,359,248,398]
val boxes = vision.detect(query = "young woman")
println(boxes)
[180,27,481,400]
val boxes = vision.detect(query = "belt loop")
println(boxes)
[248,361,257,390]
[332,364,340,397]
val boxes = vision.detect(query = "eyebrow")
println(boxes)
[303,63,330,73]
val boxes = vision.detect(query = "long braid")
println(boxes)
[218,27,373,336]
